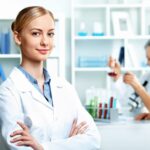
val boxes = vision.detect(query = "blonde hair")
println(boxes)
[145,40,150,49]
[11,6,55,33]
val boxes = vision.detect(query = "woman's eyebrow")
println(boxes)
[48,28,55,31]
[30,28,55,31]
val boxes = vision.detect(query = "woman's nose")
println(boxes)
[40,35,48,46]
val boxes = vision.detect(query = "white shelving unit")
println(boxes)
[71,0,150,103]
[0,15,65,83]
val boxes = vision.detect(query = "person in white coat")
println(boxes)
[0,6,100,150]
[108,40,150,118]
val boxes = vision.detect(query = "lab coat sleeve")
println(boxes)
[111,76,134,106]
[112,74,149,113]
[113,73,149,100]
[41,80,101,150]
[113,76,128,97]
[0,84,32,150]
[0,79,100,150]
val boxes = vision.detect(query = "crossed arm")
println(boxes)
[10,119,88,150]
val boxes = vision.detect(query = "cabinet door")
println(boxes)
[0,19,20,81]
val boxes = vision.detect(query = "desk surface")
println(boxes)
[96,117,150,150]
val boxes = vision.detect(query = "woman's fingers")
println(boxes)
[16,141,33,146]
[123,72,136,83]
[17,121,29,131]
[145,114,150,120]
[10,122,29,137]
[10,129,28,137]
[135,113,148,120]
[108,57,121,81]
[69,119,77,137]
[9,122,43,150]
[108,56,115,68]
[78,124,89,134]
[75,121,87,133]
[71,121,86,136]
[10,135,30,143]
[69,120,88,137]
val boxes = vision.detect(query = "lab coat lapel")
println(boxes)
[10,67,53,109]
[50,77,64,110]
[30,88,53,109]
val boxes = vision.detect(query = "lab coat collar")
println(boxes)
[9,67,63,109]
[10,67,33,92]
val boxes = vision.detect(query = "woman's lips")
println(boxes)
[37,49,49,54]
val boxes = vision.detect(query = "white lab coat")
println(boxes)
[112,72,150,114]
[0,67,100,150]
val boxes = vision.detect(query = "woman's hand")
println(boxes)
[108,56,121,80]
[69,119,88,137]
[10,121,43,150]
[135,113,150,120]
[123,72,140,88]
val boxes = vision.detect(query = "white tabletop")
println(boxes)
[96,116,150,150]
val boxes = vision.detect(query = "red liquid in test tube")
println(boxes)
[99,103,102,119]
[103,103,108,119]
[109,96,114,108]
[108,72,117,77]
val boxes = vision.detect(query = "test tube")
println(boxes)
[103,103,108,119]
[98,103,102,119]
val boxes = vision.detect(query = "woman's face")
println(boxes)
[146,46,150,66]
[16,14,55,63]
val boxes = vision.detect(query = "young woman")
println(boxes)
[108,40,150,117]
[0,6,100,150]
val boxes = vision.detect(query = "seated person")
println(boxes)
[108,40,150,117]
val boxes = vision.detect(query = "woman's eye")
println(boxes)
[32,32,40,36]
[48,32,55,38]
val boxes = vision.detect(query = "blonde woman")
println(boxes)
[0,6,100,150]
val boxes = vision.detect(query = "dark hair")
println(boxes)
[11,6,55,33]
[144,40,150,49]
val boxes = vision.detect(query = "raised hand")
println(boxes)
[108,56,121,80]
[123,72,140,88]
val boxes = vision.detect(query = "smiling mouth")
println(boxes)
[37,49,49,54]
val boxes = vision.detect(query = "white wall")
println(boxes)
[0,0,71,18]
[0,0,72,81]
